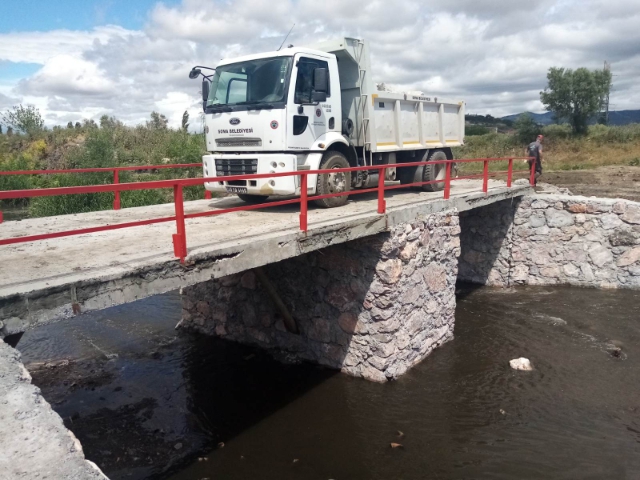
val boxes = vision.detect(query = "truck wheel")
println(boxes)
[314,151,351,208]
[423,150,447,192]
[237,194,269,204]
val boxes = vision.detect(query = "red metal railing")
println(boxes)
[0,157,535,263]
[0,162,209,222]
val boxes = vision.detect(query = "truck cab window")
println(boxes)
[294,57,329,104]
[209,71,247,105]
[206,57,292,111]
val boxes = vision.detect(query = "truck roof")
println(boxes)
[217,46,333,67]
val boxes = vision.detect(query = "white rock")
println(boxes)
[509,357,533,371]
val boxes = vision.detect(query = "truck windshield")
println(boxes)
[206,57,292,112]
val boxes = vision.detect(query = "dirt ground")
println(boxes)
[538,166,640,202]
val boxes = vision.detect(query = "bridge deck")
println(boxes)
[0,180,531,333]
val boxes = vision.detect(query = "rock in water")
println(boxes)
[509,357,533,371]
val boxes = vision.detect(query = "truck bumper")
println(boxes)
[203,154,299,196]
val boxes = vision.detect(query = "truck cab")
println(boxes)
[200,46,344,202]
[196,38,465,207]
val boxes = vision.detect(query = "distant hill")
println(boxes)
[501,110,640,126]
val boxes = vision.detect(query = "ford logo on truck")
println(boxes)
[229,118,241,125]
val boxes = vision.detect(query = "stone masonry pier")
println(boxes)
[180,211,460,382]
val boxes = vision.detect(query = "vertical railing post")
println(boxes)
[0,209,3,224]
[529,157,536,186]
[113,169,121,210]
[172,183,187,263]
[507,158,513,188]
[204,189,212,200]
[377,167,386,214]
[299,173,308,232]
[482,160,489,193]
[444,161,451,199]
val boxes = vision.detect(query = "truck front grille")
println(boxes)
[215,158,258,176]
[216,137,262,147]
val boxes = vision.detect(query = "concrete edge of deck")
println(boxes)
[0,341,108,479]
[0,185,531,336]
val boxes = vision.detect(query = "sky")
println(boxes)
[1,0,639,129]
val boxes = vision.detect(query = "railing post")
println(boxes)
[299,173,308,232]
[529,157,536,186]
[113,169,121,210]
[204,189,212,200]
[377,167,386,214]
[0,209,3,224]
[444,161,451,199]
[482,160,489,193]
[172,184,187,263]
[507,158,513,188]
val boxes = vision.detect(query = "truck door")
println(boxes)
[287,55,337,150]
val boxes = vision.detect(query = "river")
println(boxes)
[17,285,640,479]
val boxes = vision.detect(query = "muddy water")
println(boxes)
[18,285,640,479]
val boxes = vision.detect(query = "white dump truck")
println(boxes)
[189,37,465,207]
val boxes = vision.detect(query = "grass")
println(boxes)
[456,123,640,174]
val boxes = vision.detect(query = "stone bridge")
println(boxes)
[1,179,531,382]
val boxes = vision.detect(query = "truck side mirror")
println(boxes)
[202,79,210,103]
[312,68,328,102]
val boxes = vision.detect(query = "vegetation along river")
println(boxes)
[17,285,640,479]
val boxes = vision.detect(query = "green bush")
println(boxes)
[465,125,492,136]
[1,112,210,218]
[541,124,572,140]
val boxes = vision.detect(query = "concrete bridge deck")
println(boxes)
[0,180,531,335]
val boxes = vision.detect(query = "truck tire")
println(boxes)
[423,150,447,192]
[237,194,269,204]
[314,151,351,208]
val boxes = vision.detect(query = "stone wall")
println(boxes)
[459,195,640,289]
[179,211,461,382]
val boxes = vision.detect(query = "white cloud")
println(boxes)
[0,0,639,127]
[18,55,115,96]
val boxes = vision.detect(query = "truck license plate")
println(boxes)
[225,186,247,194]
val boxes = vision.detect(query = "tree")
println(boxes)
[83,119,98,129]
[1,104,45,136]
[6,127,13,136]
[0,125,3,134]
[75,122,81,129]
[147,111,168,130]
[540,67,612,134]
[181,110,190,132]
[67,121,74,129]
[514,113,541,144]
[99,115,121,129]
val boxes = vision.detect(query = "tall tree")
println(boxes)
[0,125,3,134]
[6,127,13,136]
[181,110,190,132]
[147,111,169,130]
[67,121,74,129]
[1,104,45,136]
[540,67,612,134]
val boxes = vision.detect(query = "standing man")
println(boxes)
[526,135,544,185]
